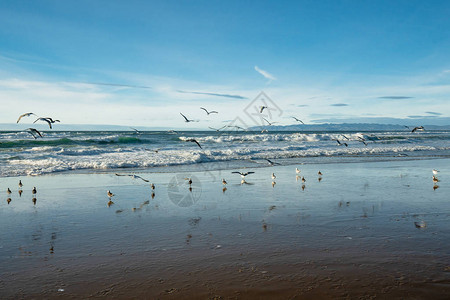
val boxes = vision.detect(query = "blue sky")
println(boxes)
[1,0,450,129]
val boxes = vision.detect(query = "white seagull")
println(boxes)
[232,171,255,179]
[115,173,150,182]
[17,112,37,123]
[432,169,439,175]
[200,107,218,115]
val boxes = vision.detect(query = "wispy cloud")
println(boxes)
[79,82,152,89]
[330,103,349,107]
[377,96,414,100]
[425,111,442,116]
[177,90,247,99]
[254,66,276,81]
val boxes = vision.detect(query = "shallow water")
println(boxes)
[0,158,449,298]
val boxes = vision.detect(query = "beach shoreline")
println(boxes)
[1,158,449,299]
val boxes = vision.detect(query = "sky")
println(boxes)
[1,0,450,129]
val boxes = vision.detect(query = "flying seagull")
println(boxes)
[17,112,37,123]
[200,107,218,115]
[291,116,304,124]
[232,171,255,178]
[260,106,268,113]
[265,159,281,166]
[335,139,348,147]
[115,173,150,182]
[263,117,277,126]
[167,130,179,134]
[411,126,424,133]
[25,128,43,139]
[186,138,202,149]
[180,112,197,123]
[33,117,53,129]
[208,126,226,131]
[341,134,350,141]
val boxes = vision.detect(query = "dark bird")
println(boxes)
[341,134,350,140]
[232,171,255,178]
[33,117,54,129]
[32,187,37,195]
[186,139,202,149]
[291,116,304,124]
[184,178,193,186]
[357,137,368,146]
[151,183,155,190]
[115,173,150,182]
[17,112,37,123]
[335,139,348,147]
[411,126,424,133]
[265,159,281,166]
[318,171,323,176]
[43,117,60,123]
[7,188,11,194]
[180,112,197,123]
[19,180,23,188]
[260,106,268,113]
[200,107,218,115]
[26,128,43,139]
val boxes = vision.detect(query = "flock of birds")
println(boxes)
[4,180,38,205]
[16,112,60,138]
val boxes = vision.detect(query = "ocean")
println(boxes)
[1,129,450,177]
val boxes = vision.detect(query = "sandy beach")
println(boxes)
[0,158,449,299]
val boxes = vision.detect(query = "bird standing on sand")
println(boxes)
[296,168,301,174]
[222,179,227,185]
[32,187,37,195]
[432,169,439,175]
[318,171,323,176]
[302,177,306,183]
[19,180,23,188]
[272,173,276,180]
[107,190,114,198]
[151,183,155,190]
[432,176,439,184]
[185,178,193,186]
[7,188,11,195]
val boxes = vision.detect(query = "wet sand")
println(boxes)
[0,159,449,299]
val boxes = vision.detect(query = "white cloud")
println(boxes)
[254,66,276,81]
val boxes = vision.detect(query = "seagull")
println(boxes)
[318,171,323,176]
[222,179,227,185]
[180,112,197,123]
[272,181,276,187]
[262,117,277,126]
[33,117,53,129]
[335,139,348,147]
[432,169,439,175]
[271,173,276,180]
[151,183,155,190]
[208,126,226,132]
[260,106,268,113]
[296,168,301,174]
[32,187,37,195]
[130,127,140,133]
[184,178,193,186]
[232,171,255,179]
[411,126,424,133]
[107,190,114,198]
[19,180,23,188]
[17,112,37,123]
[200,107,218,115]
[115,173,150,182]
[357,139,368,146]
[291,116,304,124]
[341,134,350,141]
[7,188,11,194]
[26,128,43,139]
[43,117,60,123]
[18,190,23,197]
[266,159,281,166]
[301,177,306,183]
[432,176,440,183]
[186,139,202,149]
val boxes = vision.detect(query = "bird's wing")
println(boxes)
[247,172,255,175]
[210,111,218,114]
[180,112,189,121]
[17,113,34,123]
[200,107,208,114]
[231,172,242,175]
[262,117,271,125]
[134,175,150,182]
[192,139,202,149]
